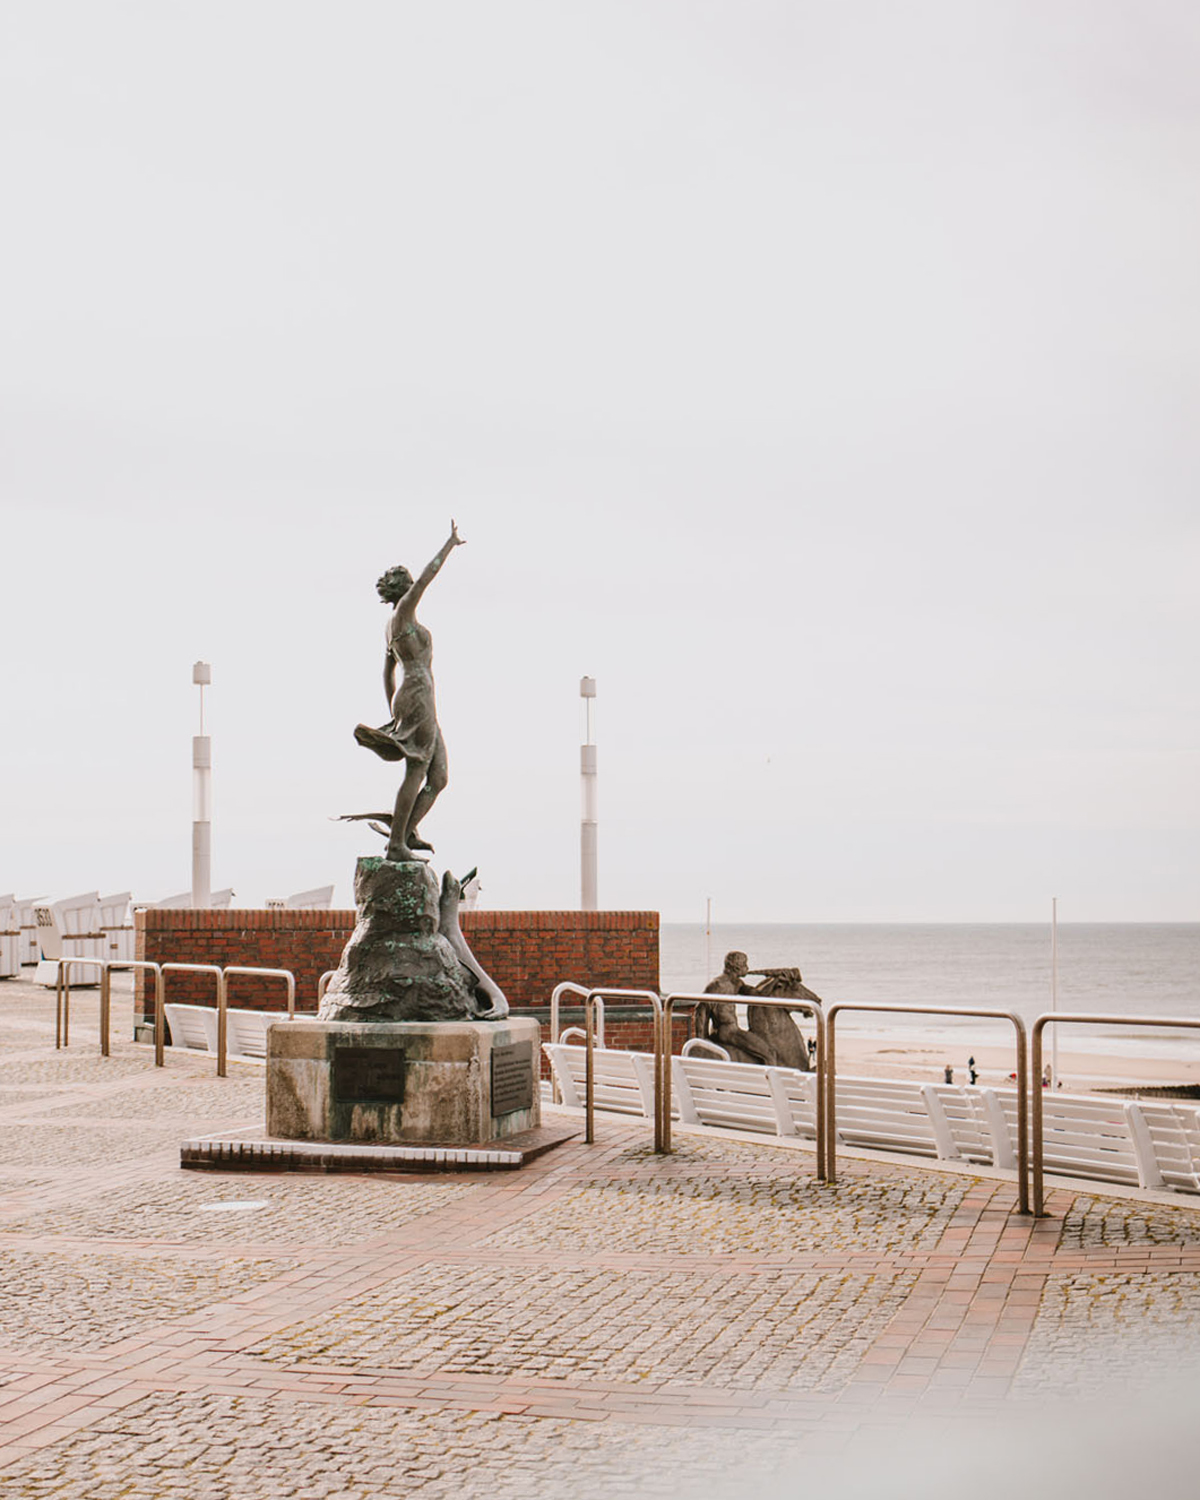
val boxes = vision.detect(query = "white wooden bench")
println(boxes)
[163,1005,313,1060]
[673,1055,802,1136]
[163,1004,218,1052]
[1134,1100,1200,1192]
[542,1042,657,1117]
[542,1040,1200,1198]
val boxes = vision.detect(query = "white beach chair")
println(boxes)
[285,886,334,909]
[53,892,106,965]
[32,905,64,986]
[98,892,135,964]
[153,888,235,909]
[0,896,20,979]
[14,897,44,966]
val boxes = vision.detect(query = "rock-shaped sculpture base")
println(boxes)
[318,857,506,1024]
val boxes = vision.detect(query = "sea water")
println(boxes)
[660,923,1200,1058]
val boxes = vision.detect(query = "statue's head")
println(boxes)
[724,951,749,978]
[376,565,414,604]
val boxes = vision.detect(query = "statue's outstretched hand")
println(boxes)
[450,519,465,546]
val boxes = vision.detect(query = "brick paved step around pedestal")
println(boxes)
[179,1122,579,1174]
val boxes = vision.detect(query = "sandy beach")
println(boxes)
[837,1031,1200,1094]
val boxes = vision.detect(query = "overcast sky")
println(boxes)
[2,2,1198,921]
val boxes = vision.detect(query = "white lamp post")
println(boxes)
[580,676,597,911]
[192,661,212,909]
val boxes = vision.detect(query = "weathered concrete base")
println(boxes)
[265,1018,541,1145]
[180,1123,577,1174]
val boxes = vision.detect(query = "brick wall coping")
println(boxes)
[138,909,658,932]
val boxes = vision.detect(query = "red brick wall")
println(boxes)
[135,908,661,1034]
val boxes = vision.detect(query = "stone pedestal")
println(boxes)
[266,1018,541,1146]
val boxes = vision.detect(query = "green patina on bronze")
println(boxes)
[319,859,507,1024]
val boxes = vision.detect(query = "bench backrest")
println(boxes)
[163,1004,218,1052]
[542,1042,656,1116]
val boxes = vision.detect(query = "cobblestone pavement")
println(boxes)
[3,972,1200,1497]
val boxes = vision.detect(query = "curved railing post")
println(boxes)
[317,970,337,1005]
[222,966,298,1019]
[660,992,825,1173]
[549,982,599,1105]
[579,987,660,1144]
[103,959,164,1064]
[57,958,108,1051]
[153,966,165,1066]
[215,966,299,1073]
[100,964,111,1057]
[825,1002,1029,1214]
[1028,1011,1200,1217]
[550,982,590,1044]
[56,961,65,1050]
[217,970,227,1077]
[1031,1015,1047,1217]
[160,964,225,1075]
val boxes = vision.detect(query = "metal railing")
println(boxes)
[549,982,605,1106]
[160,963,227,1075]
[55,958,106,1049]
[549,982,606,1047]
[57,958,166,1063]
[103,961,165,1062]
[317,970,337,1005]
[585,987,662,1144]
[223,966,296,1019]
[221,965,297,1076]
[826,1002,1029,1214]
[1031,1012,1200,1217]
[658,992,826,1172]
[50,958,306,1078]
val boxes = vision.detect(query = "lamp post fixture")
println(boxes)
[580,676,597,911]
[192,661,212,909]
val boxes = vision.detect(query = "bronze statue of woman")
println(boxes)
[352,521,465,863]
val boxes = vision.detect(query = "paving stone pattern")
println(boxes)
[0,1392,792,1500]
[4,972,1200,1498]
[481,1165,967,1255]
[1014,1270,1200,1397]
[2,1172,475,1246]
[252,1261,917,1391]
[1058,1193,1200,1251]
[0,1122,194,1169]
[40,1077,283,1122]
[0,1249,290,1354]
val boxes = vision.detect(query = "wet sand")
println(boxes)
[836,1032,1200,1093]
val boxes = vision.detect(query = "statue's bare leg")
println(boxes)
[406,731,448,851]
[386,757,431,862]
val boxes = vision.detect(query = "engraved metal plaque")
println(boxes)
[491,1041,534,1117]
[333,1047,406,1105]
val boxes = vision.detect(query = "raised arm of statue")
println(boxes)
[393,520,465,624]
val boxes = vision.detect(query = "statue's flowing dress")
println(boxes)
[355,616,440,763]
